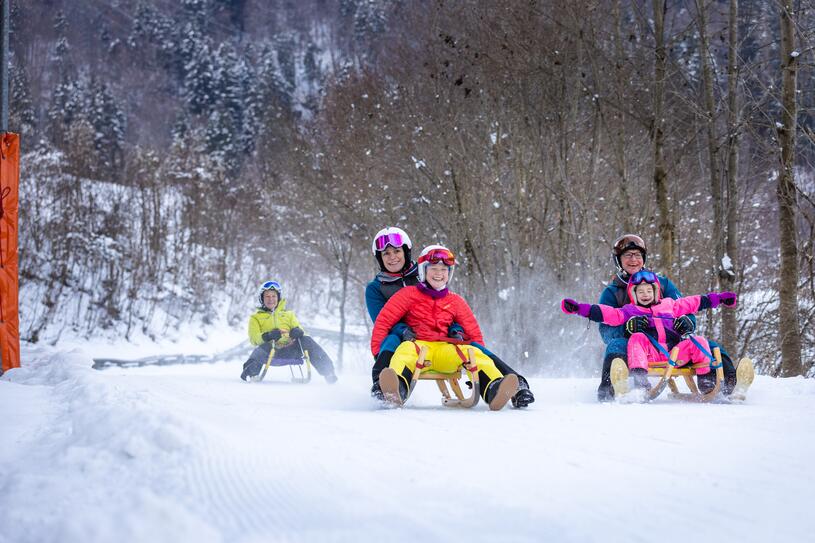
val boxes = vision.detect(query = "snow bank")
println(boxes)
[0,346,221,543]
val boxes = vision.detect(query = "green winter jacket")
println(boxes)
[247,300,304,347]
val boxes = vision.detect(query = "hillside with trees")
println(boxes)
[10,0,815,376]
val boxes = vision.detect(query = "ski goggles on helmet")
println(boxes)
[374,232,406,252]
[613,234,646,255]
[629,270,658,286]
[419,248,456,266]
[261,280,282,292]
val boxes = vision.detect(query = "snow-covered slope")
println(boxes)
[1,345,813,543]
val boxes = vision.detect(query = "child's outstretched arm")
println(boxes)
[561,299,627,326]
[671,292,738,317]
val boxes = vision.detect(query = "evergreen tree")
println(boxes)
[183,38,216,116]
[303,41,321,86]
[88,79,126,178]
[275,33,297,103]
[9,63,35,133]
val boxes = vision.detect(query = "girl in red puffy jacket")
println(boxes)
[371,244,518,410]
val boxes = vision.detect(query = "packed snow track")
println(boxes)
[1,346,813,543]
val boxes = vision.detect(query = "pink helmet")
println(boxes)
[627,270,662,305]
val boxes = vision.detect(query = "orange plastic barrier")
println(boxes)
[0,132,19,372]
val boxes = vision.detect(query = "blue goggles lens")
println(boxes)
[261,281,281,291]
[629,270,657,286]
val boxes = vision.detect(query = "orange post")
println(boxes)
[0,132,19,372]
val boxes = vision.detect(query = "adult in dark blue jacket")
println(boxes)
[596,234,737,401]
[365,227,534,408]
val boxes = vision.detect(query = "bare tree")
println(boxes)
[695,0,724,287]
[652,0,674,271]
[722,0,741,348]
[776,0,803,376]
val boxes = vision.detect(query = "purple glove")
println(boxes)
[707,292,738,309]
[561,298,591,318]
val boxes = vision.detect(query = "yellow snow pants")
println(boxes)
[389,340,504,393]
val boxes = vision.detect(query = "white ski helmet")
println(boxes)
[417,244,457,284]
[258,280,282,308]
[371,226,413,272]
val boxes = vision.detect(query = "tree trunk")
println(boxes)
[696,0,724,294]
[612,0,633,232]
[722,0,740,349]
[652,0,673,271]
[777,0,803,377]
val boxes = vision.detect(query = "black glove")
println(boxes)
[625,316,649,336]
[289,327,305,339]
[400,327,416,342]
[673,315,695,336]
[262,329,282,343]
[448,324,465,341]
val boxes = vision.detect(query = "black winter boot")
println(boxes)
[697,371,716,394]
[511,375,535,408]
[721,354,737,396]
[240,359,262,381]
[597,354,620,402]
[370,381,384,400]
[630,368,650,390]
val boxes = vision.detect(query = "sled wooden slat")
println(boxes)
[614,346,726,402]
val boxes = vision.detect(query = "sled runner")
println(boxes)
[252,339,312,384]
[610,345,728,403]
[380,346,481,408]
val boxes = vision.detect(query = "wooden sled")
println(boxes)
[252,341,313,384]
[611,346,732,403]
[381,346,481,408]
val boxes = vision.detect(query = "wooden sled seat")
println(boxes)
[410,347,480,408]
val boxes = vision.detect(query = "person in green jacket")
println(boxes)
[240,280,338,383]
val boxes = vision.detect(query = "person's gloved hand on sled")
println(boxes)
[289,327,305,339]
[400,326,416,342]
[625,316,649,336]
[262,329,283,343]
[447,323,465,342]
[673,315,695,336]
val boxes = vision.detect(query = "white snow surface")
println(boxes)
[2,342,814,543]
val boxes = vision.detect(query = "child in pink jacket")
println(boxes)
[561,270,737,392]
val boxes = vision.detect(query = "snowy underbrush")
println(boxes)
[0,346,220,543]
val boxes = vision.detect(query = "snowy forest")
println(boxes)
[9,0,815,377]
